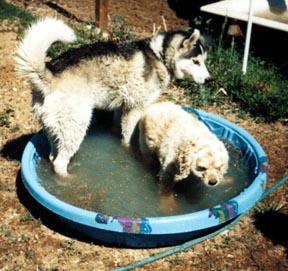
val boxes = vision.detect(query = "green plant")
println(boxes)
[10,124,20,133]
[21,234,30,242]
[26,250,35,260]
[48,14,138,59]
[177,34,288,122]
[217,16,229,53]
[0,0,34,33]
[0,109,14,127]
[108,14,138,40]
[254,200,286,215]
[175,79,228,107]
[190,15,213,33]
[20,210,34,222]
[37,264,59,271]
[47,15,138,59]
[1,225,13,240]
[168,254,183,265]
[47,23,104,58]
[211,47,287,121]
[36,217,42,227]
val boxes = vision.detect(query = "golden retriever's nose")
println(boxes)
[208,179,218,186]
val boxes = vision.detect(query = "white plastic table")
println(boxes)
[200,0,288,73]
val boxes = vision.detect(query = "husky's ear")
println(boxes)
[183,29,200,48]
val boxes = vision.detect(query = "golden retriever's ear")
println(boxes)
[174,142,195,182]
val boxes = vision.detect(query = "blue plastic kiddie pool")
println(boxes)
[21,108,268,248]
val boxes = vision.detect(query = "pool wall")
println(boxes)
[21,108,268,247]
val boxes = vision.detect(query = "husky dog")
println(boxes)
[139,102,228,186]
[15,18,210,177]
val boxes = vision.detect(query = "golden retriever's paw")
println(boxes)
[159,193,178,213]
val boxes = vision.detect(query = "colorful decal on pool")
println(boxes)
[95,213,110,224]
[261,179,266,193]
[95,214,152,234]
[209,200,238,223]
[34,151,40,161]
[114,217,152,234]
[259,156,268,174]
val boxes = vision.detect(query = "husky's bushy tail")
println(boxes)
[15,18,76,95]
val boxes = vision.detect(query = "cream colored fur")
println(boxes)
[15,18,210,177]
[139,102,229,186]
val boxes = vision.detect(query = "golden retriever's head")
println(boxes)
[174,134,229,186]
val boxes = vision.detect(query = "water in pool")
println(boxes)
[37,113,252,217]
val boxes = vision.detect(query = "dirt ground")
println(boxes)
[0,1,287,270]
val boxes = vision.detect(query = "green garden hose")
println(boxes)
[112,175,288,271]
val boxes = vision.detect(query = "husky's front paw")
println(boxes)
[54,172,79,186]
[53,158,69,178]
[121,138,130,147]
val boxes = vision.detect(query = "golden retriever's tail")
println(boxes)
[15,18,76,95]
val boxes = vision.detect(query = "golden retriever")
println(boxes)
[139,102,229,186]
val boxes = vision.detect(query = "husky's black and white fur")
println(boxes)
[16,18,210,176]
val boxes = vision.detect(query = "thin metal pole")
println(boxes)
[242,0,254,74]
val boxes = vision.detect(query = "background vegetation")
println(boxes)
[178,16,288,122]
[1,0,287,122]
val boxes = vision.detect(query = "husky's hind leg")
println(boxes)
[47,105,93,177]
[52,122,91,176]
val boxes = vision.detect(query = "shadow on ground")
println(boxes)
[253,209,288,256]
[1,133,109,246]
[1,133,34,161]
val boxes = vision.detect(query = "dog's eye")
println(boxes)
[196,166,207,172]
[193,60,200,65]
